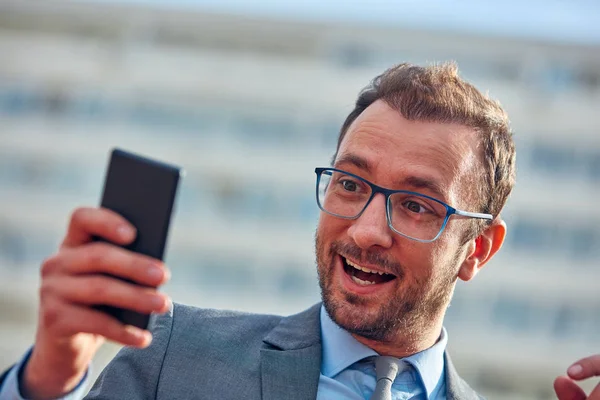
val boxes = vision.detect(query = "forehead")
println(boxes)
[336,100,481,206]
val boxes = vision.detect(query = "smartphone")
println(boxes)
[94,148,183,329]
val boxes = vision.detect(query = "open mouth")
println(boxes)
[342,256,396,286]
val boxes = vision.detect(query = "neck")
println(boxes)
[351,315,445,358]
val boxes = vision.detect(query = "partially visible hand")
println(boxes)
[554,354,600,400]
[22,207,171,400]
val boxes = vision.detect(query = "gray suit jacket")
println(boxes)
[86,303,483,399]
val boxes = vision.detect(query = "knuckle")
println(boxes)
[41,301,62,331]
[88,276,109,299]
[69,207,88,227]
[40,254,61,278]
[117,328,134,343]
[86,242,110,267]
[38,280,56,301]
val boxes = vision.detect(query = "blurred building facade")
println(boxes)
[0,2,598,399]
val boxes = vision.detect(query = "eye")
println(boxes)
[404,200,428,214]
[341,179,358,192]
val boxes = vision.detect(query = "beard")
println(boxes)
[315,231,459,343]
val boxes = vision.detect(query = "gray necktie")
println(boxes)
[370,356,406,400]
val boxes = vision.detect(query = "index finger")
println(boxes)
[61,207,136,248]
[568,354,600,380]
[554,376,587,400]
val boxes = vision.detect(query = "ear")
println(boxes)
[458,218,507,282]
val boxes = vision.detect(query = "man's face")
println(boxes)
[315,100,482,343]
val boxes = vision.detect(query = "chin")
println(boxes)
[322,286,412,342]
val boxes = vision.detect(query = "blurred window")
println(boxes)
[168,249,316,298]
[169,250,256,291]
[552,305,587,339]
[568,227,599,259]
[332,43,373,68]
[525,142,600,184]
[0,87,39,115]
[0,87,325,149]
[177,176,216,217]
[576,68,600,93]
[509,218,554,250]
[23,235,57,267]
[508,218,600,260]
[443,289,469,326]
[459,58,521,82]
[206,174,316,224]
[0,226,26,265]
[319,119,340,151]
[229,112,296,144]
[538,65,576,93]
[586,152,600,181]
[200,256,255,290]
[278,265,313,295]
[0,155,88,193]
[529,143,577,174]
[297,195,319,224]
[589,307,600,342]
[0,154,26,186]
[492,295,531,332]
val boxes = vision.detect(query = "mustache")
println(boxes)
[329,241,404,279]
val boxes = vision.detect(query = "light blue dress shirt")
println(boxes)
[0,348,89,400]
[317,306,447,400]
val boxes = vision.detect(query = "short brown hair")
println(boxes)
[334,62,516,225]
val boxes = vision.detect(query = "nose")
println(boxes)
[347,193,393,250]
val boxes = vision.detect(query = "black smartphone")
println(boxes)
[94,148,183,329]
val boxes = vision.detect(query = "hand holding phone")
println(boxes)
[23,149,182,399]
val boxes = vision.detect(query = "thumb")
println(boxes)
[554,376,587,400]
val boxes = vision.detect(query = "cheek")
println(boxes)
[428,243,447,265]
[317,212,346,239]
[404,241,455,280]
[427,238,466,276]
[403,245,437,282]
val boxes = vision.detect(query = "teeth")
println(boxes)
[345,258,387,275]
[351,275,376,286]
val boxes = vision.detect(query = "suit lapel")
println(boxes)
[445,352,483,400]
[0,365,13,386]
[260,303,322,400]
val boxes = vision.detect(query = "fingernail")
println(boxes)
[117,225,135,240]
[151,295,166,309]
[125,325,151,344]
[568,364,583,377]
[147,264,163,280]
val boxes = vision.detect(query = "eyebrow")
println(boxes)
[334,153,372,173]
[334,153,448,202]
[400,176,448,203]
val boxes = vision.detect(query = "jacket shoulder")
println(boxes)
[169,302,284,344]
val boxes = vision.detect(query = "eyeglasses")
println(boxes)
[315,167,492,243]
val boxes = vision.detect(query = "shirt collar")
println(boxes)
[319,305,448,399]
[403,324,448,398]
[320,305,378,378]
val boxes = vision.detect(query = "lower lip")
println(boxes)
[336,255,396,295]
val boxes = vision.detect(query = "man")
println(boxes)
[0,62,589,400]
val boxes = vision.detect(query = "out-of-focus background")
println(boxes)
[0,0,598,399]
